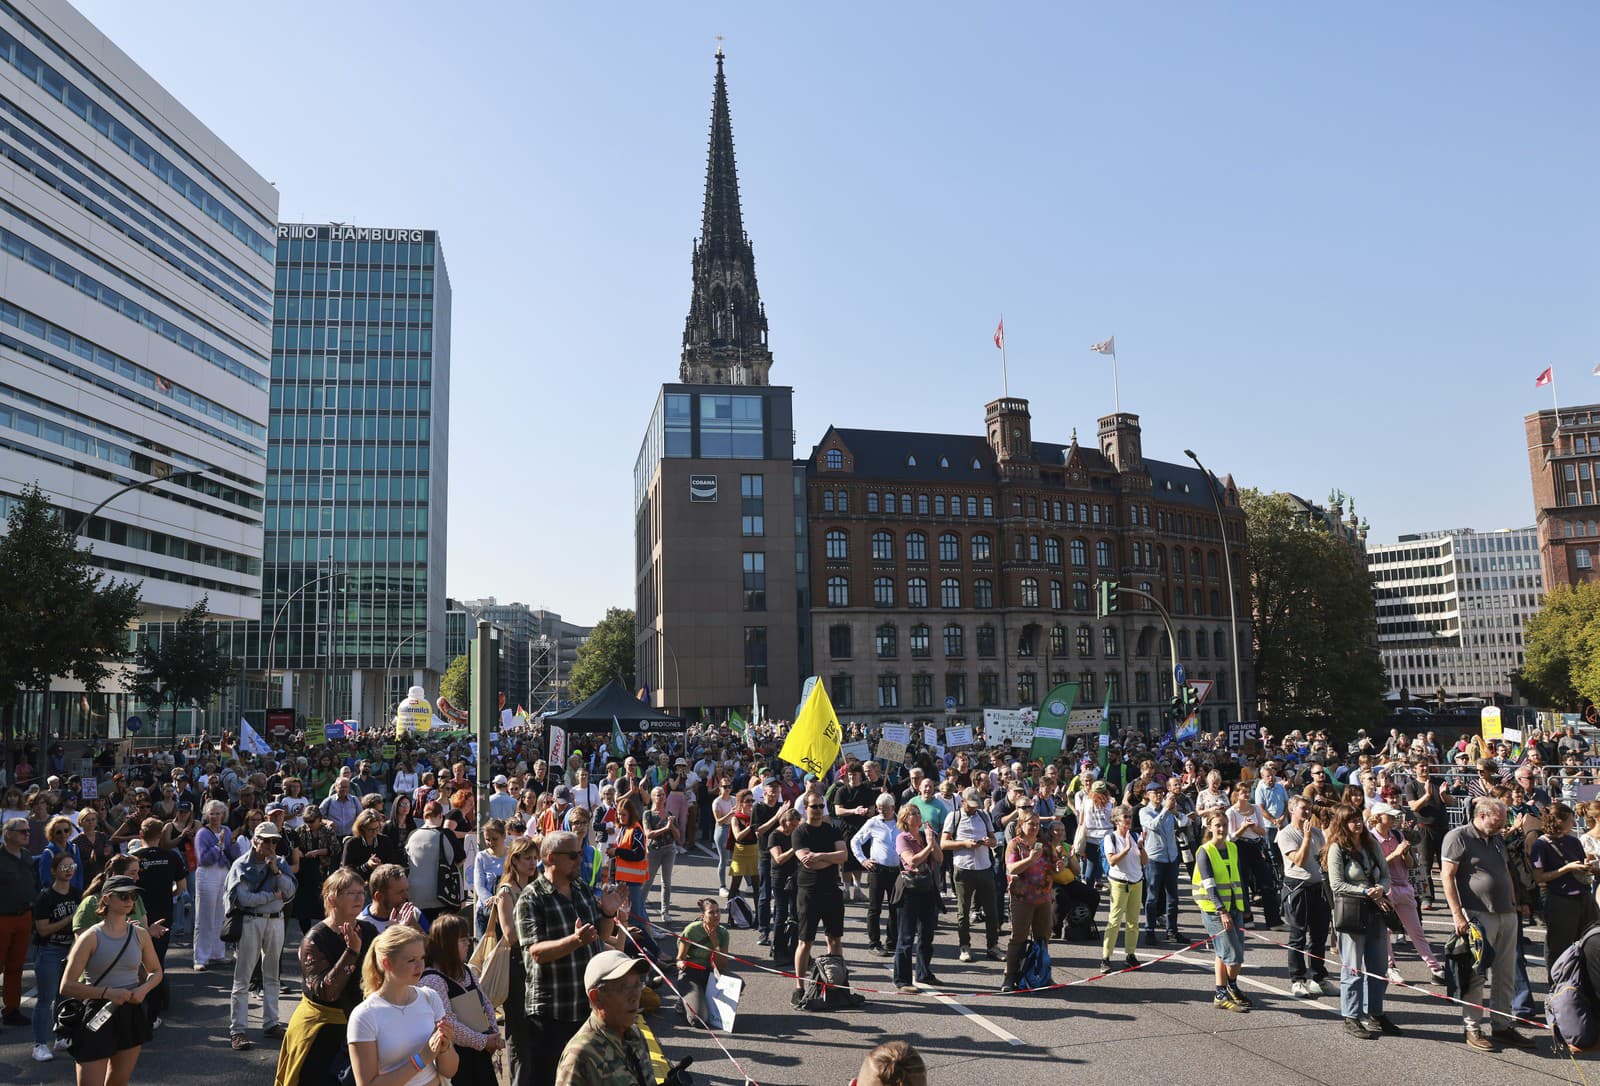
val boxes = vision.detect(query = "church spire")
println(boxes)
[680,48,773,386]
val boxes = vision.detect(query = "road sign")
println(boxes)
[1188,679,1213,707]
[945,696,957,711]
[1174,664,1186,687]
[126,715,142,734]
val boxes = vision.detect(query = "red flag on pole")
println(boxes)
[1535,367,1553,387]
[993,319,1004,350]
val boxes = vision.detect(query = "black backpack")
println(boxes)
[801,953,864,1010]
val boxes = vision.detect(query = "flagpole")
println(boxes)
[1000,314,1009,398]
[1553,367,1561,420]
[1111,343,1120,415]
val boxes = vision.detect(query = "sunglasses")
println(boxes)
[109,891,136,902]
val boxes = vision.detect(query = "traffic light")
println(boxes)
[1178,682,1200,719]
[1096,580,1119,618]
[1167,693,1184,724]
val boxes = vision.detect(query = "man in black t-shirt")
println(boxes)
[132,817,186,1028]
[790,793,846,1006]
[751,779,788,945]
[832,764,877,900]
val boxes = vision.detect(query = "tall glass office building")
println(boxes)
[230,222,450,728]
[0,0,277,741]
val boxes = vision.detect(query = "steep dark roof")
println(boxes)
[807,427,1223,508]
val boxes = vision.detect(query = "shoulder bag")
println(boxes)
[222,865,273,944]
[434,827,463,909]
[54,926,134,1041]
[1331,843,1383,934]
[466,890,511,1007]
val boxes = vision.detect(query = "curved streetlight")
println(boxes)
[264,570,345,708]
[641,625,681,718]
[1184,449,1247,726]
[73,469,206,535]
[384,630,424,722]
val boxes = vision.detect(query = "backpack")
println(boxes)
[1016,938,1054,991]
[771,917,798,963]
[1549,922,1600,1050]
[1057,879,1100,941]
[726,895,756,930]
[801,953,864,1010]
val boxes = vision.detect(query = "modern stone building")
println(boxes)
[1526,405,1600,588]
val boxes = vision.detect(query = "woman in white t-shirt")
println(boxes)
[1101,805,1147,972]
[347,925,460,1086]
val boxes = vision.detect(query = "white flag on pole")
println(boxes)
[1090,336,1115,355]
[239,717,272,756]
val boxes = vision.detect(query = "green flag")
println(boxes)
[728,709,747,740]
[610,716,627,758]
[1029,682,1078,763]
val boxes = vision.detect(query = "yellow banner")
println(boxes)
[1481,706,1502,740]
[778,679,842,778]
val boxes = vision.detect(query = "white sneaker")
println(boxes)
[718,886,728,897]
[32,1043,54,1062]
[1385,967,1405,985]
[1289,980,1311,998]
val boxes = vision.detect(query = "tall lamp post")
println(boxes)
[643,626,681,718]
[1184,449,1247,726]
[264,570,345,714]
[385,631,423,724]
[73,469,206,535]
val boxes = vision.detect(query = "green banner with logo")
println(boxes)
[1029,682,1079,763]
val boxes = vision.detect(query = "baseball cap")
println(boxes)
[493,774,509,785]
[265,800,287,814]
[253,822,284,842]
[100,875,142,898]
[962,787,982,803]
[1090,781,1110,794]
[583,949,648,991]
[1368,802,1400,819]
[553,785,572,803]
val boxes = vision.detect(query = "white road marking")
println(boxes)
[1171,952,1342,1016]
[871,956,1025,1046]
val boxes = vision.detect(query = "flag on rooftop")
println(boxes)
[1091,336,1115,355]
[1536,366,1553,387]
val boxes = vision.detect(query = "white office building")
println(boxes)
[0,0,277,623]
[1369,526,1544,703]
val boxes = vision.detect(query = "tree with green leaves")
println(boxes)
[0,483,142,769]
[567,608,635,703]
[440,653,472,711]
[127,596,234,747]
[1521,584,1600,708]
[1244,489,1385,731]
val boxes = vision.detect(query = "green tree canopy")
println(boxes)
[1521,583,1600,708]
[127,596,234,743]
[0,484,142,753]
[567,607,635,703]
[1244,489,1385,731]
[440,653,471,711]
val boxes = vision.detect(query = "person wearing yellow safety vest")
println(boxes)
[1191,810,1252,1013]
[611,799,651,921]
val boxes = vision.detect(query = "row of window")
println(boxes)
[265,474,431,503]
[265,444,430,471]
[829,669,1226,711]
[273,324,435,352]
[831,622,1233,662]
[267,415,432,442]
[824,572,1228,615]
[825,527,1227,578]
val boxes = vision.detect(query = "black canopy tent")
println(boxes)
[544,680,686,734]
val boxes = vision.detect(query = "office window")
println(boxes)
[976,624,997,658]
[974,578,994,608]
[1135,671,1150,701]
[822,491,834,512]
[939,532,960,562]
[1017,627,1036,657]
[873,577,895,607]
[907,577,929,608]
[876,624,898,658]
[741,474,764,536]
[910,624,931,657]
[940,578,961,608]
[1071,539,1087,567]
[945,672,966,706]
[1103,627,1119,657]
[1021,578,1040,607]
[912,673,934,708]
[917,495,929,515]
[982,498,995,517]
[828,624,852,659]
[831,675,853,709]
[978,673,1000,706]
[966,497,978,516]
[906,531,927,561]
[742,552,766,611]
[743,627,768,686]
[825,449,843,469]
[1079,671,1096,700]
[1050,625,1068,657]
[1095,541,1113,568]
[883,494,896,514]
[872,530,894,561]
[935,496,946,516]
[827,576,849,606]
[878,675,900,709]
[1077,624,1092,657]
[825,529,848,560]
[1028,535,1041,561]
[1045,537,1061,566]
[1018,672,1036,705]
[971,533,992,561]
[1214,630,1226,658]
[943,624,964,657]
[836,491,848,513]
[1579,549,1593,570]
[1050,580,1063,609]
[1073,580,1090,611]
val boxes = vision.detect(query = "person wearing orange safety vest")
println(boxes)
[611,799,651,921]
[1192,809,1251,1013]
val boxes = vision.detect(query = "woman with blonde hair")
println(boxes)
[493,836,538,1086]
[275,867,377,1086]
[892,804,943,992]
[193,799,237,970]
[346,925,458,1086]
[74,808,115,876]
[58,873,162,1085]
[342,810,387,876]
[852,1040,928,1086]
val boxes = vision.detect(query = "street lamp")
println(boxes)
[73,469,206,535]
[642,626,681,718]
[1184,449,1247,726]
[264,570,345,712]
[385,631,423,723]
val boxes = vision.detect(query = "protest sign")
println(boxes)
[709,971,744,1032]
[840,740,872,764]
[876,724,911,764]
[923,724,938,748]
[945,725,973,748]
[984,708,1034,747]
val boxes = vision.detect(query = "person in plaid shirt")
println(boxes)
[514,830,626,1086]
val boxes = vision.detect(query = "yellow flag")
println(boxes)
[779,679,842,779]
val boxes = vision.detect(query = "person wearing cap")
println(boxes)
[223,821,298,1050]
[489,774,518,822]
[943,786,1000,963]
[540,786,572,836]
[58,873,161,1074]
[552,949,653,1086]
[1367,803,1445,985]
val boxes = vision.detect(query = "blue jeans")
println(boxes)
[1080,839,1105,888]
[627,880,648,922]
[33,944,68,1047]
[1337,924,1390,1018]
[894,892,938,986]
[1143,859,1181,935]
[1512,913,1538,1019]
[757,851,774,935]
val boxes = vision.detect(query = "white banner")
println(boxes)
[923,724,938,748]
[876,724,911,765]
[840,740,872,764]
[709,970,744,1032]
[945,725,974,748]
[549,725,567,768]
[983,708,1034,746]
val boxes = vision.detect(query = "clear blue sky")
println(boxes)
[73,1,1599,623]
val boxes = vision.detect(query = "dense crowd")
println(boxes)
[2,716,1599,1084]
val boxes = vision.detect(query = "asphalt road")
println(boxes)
[0,851,1582,1086]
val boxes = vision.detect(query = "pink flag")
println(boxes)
[993,319,1004,350]
[1535,367,1553,387]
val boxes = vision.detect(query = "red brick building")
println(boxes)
[803,397,1254,733]
[1526,405,1600,587]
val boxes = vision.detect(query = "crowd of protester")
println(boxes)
[1,715,1598,1083]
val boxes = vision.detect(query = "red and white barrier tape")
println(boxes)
[620,923,763,1086]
